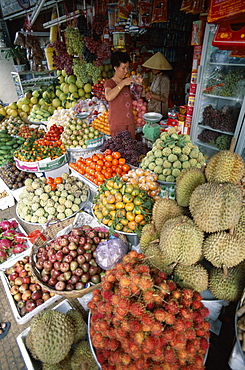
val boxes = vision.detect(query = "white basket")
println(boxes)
[16,300,73,370]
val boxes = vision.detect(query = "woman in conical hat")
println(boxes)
[142,52,172,119]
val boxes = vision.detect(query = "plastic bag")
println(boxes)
[95,237,128,270]
[130,82,143,101]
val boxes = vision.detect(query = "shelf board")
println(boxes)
[198,124,234,136]
[209,62,245,67]
[195,140,221,151]
[202,93,243,101]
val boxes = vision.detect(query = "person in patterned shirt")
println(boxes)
[104,51,142,138]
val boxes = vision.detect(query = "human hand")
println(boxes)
[146,92,152,101]
[134,75,143,84]
[123,76,135,86]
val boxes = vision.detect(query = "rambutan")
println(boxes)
[92,332,105,348]
[146,302,155,310]
[93,319,110,332]
[142,323,151,332]
[158,335,168,347]
[153,293,164,304]
[121,320,131,332]
[177,349,188,361]
[199,337,209,351]
[108,350,120,364]
[183,288,194,300]
[198,306,210,318]
[162,326,175,341]
[111,294,120,306]
[115,306,128,318]
[180,307,193,320]
[167,280,177,291]
[180,297,192,307]
[142,335,156,353]
[136,264,150,274]
[121,353,131,366]
[107,327,116,338]
[154,308,167,322]
[142,311,155,327]
[142,289,155,304]
[118,297,130,310]
[170,333,186,350]
[192,354,205,369]
[92,288,101,296]
[115,269,125,280]
[157,281,170,296]
[124,262,134,273]
[87,301,96,311]
[91,294,102,303]
[138,275,154,290]
[163,346,177,364]
[95,350,106,364]
[165,299,180,315]
[173,317,186,332]
[184,319,193,329]
[195,328,206,337]
[151,321,163,336]
[202,319,211,331]
[164,312,175,325]
[171,289,182,300]
[129,283,140,295]
[119,286,131,297]
[106,271,117,283]
[107,338,120,351]
[128,318,143,333]
[193,311,206,324]
[152,347,164,362]
[185,328,196,340]
[102,290,113,301]
[134,331,145,345]
[160,363,172,370]
[111,316,122,327]
[130,301,145,317]
[186,339,198,354]
[193,290,202,301]
[191,299,202,310]
[102,281,113,290]
[115,326,128,339]
[128,342,141,357]
[119,275,131,288]
[116,262,125,270]
[134,356,151,369]
[130,273,141,285]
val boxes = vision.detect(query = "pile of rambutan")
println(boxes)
[88,251,210,370]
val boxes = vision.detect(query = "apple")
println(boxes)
[22,290,32,301]
[24,263,32,271]
[55,281,66,291]
[22,276,31,284]
[10,285,19,295]
[19,283,29,293]
[48,277,57,286]
[60,262,70,272]
[42,292,51,301]
[13,292,22,302]
[63,254,72,264]
[36,298,44,306]
[81,273,90,283]
[43,260,53,271]
[9,272,18,281]
[29,283,41,292]
[31,290,42,301]
[75,281,85,290]
[91,274,101,284]
[70,261,78,271]
[14,277,23,286]
[25,300,37,312]
[17,300,26,309]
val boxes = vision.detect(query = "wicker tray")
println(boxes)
[29,213,103,298]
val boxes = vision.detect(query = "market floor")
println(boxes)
[0,205,238,369]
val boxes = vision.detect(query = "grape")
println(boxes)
[65,26,85,56]
[52,40,73,75]
[200,105,239,132]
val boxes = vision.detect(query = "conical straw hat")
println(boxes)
[142,52,172,70]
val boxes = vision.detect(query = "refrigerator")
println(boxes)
[190,23,245,160]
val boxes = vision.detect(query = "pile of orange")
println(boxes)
[69,150,130,186]
[91,111,110,136]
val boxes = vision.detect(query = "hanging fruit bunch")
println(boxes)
[88,250,210,370]
[93,175,154,234]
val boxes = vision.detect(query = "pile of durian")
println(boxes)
[140,150,245,302]
[25,308,98,370]
[140,127,206,182]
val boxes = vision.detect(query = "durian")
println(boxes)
[203,231,245,268]
[144,243,173,275]
[30,310,75,364]
[189,182,243,232]
[173,263,209,292]
[152,195,183,233]
[25,331,39,360]
[209,263,245,301]
[70,339,98,370]
[139,222,159,253]
[66,309,87,343]
[159,215,204,266]
[175,167,206,207]
[205,150,245,184]
[235,205,245,239]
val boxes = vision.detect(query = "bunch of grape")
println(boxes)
[95,42,112,66]
[82,45,96,63]
[65,26,85,56]
[77,14,91,37]
[198,129,220,143]
[215,69,245,97]
[86,62,101,84]
[85,37,101,54]
[201,105,239,132]
[52,40,73,75]
[215,134,232,150]
[101,130,149,166]
[92,14,106,35]
[72,59,89,84]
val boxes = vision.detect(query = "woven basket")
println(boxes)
[30,216,102,298]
